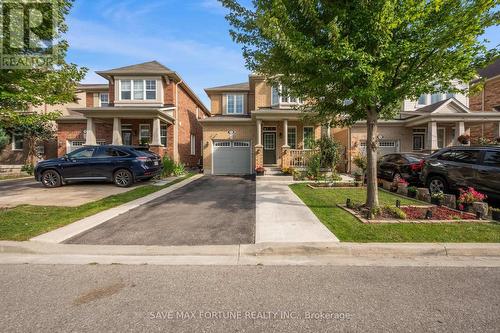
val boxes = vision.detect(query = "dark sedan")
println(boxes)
[35,145,162,188]
[377,152,428,184]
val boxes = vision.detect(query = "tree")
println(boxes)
[0,127,9,152]
[0,0,87,162]
[220,0,499,209]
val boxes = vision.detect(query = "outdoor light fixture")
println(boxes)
[396,200,401,208]
[425,209,433,220]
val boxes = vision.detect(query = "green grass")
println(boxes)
[290,184,500,243]
[0,174,194,241]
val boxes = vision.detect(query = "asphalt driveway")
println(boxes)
[65,176,256,246]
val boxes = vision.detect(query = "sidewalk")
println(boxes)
[256,179,339,243]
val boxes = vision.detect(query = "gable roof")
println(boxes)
[205,82,250,92]
[478,57,500,80]
[96,61,173,77]
[77,83,109,91]
[414,98,469,114]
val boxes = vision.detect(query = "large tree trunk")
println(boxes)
[365,106,379,210]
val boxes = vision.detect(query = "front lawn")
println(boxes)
[0,174,193,241]
[290,184,500,242]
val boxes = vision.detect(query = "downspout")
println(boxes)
[174,79,183,163]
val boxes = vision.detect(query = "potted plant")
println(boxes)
[353,170,363,182]
[255,166,265,176]
[491,208,500,222]
[430,191,444,206]
[407,186,418,198]
[458,187,487,212]
[457,134,470,145]
[353,154,367,184]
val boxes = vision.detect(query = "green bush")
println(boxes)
[0,127,9,153]
[21,164,34,175]
[383,205,407,219]
[162,156,176,177]
[173,162,185,176]
[306,153,321,180]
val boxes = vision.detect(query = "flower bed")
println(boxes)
[307,182,361,188]
[401,206,476,220]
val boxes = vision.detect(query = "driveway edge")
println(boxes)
[29,174,203,244]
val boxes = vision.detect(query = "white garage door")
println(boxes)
[359,140,399,157]
[213,140,251,175]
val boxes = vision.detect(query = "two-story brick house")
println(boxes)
[56,61,210,167]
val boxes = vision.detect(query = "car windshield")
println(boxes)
[405,154,425,163]
[130,148,153,157]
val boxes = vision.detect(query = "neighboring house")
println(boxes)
[56,61,210,167]
[200,75,349,175]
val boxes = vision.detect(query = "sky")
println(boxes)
[65,0,500,108]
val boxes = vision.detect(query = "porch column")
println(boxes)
[427,121,438,151]
[283,119,289,147]
[454,121,465,145]
[256,119,262,147]
[112,117,122,145]
[151,117,162,146]
[85,117,96,145]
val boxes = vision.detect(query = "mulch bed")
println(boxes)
[401,206,477,220]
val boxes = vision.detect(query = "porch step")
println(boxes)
[257,175,294,182]
[264,167,283,175]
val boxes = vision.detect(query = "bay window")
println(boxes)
[120,79,158,101]
[226,94,244,114]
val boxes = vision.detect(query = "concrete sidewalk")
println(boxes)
[256,179,338,243]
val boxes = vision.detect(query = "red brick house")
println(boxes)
[56,61,210,167]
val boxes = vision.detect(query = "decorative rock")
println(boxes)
[472,202,489,219]
[443,194,456,209]
[382,180,393,191]
[397,186,408,196]
[417,188,430,202]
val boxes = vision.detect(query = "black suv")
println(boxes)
[35,145,162,188]
[420,146,500,199]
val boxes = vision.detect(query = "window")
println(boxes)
[160,125,168,146]
[133,80,144,100]
[139,124,150,144]
[120,79,157,101]
[272,86,279,105]
[303,127,314,149]
[439,150,480,164]
[68,147,95,159]
[99,92,109,107]
[226,94,244,114]
[120,80,131,100]
[145,80,156,100]
[233,141,250,147]
[431,93,442,104]
[483,151,500,167]
[288,127,297,149]
[413,134,425,151]
[418,94,427,105]
[95,148,128,158]
[446,92,455,99]
[190,134,196,155]
[272,85,302,105]
[12,134,23,150]
[437,128,445,149]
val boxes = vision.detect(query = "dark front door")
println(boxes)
[122,130,132,146]
[263,132,276,164]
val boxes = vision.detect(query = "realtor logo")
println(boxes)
[0,0,57,69]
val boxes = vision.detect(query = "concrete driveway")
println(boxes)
[65,176,256,246]
[0,178,147,208]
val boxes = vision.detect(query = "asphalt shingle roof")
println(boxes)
[205,82,250,91]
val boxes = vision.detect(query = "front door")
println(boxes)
[122,130,132,146]
[263,132,276,164]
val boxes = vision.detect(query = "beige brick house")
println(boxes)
[202,60,500,175]
[56,61,210,167]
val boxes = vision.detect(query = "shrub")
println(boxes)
[383,205,407,219]
[21,164,34,175]
[407,186,418,195]
[431,191,445,200]
[458,187,487,204]
[173,162,185,176]
[306,153,321,180]
[0,127,9,152]
[162,156,176,177]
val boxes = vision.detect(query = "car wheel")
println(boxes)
[114,169,133,187]
[393,173,402,183]
[428,175,447,193]
[41,170,62,188]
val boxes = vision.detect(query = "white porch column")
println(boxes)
[256,119,262,146]
[283,119,289,147]
[151,117,162,146]
[112,117,122,145]
[427,121,438,151]
[455,121,465,144]
[85,117,96,145]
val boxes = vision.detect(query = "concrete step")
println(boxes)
[257,175,294,182]
[264,167,283,175]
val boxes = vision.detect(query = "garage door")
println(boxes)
[359,140,399,157]
[213,140,251,175]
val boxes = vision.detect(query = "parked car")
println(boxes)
[420,146,500,199]
[35,145,162,188]
[377,153,428,184]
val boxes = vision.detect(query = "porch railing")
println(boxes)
[289,149,317,168]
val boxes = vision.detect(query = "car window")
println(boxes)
[483,151,500,167]
[452,150,480,164]
[68,148,95,159]
[95,148,129,158]
[405,155,424,163]
[437,151,454,161]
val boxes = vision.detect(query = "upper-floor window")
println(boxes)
[120,79,157,101]
[226,94,244,114]
[99,92,109,107]
[430,93,442,104]
[12,133,23,150]
[417,94,427,105]
[271,85,302,106]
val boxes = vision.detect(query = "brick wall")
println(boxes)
[86,93,94,107]
[469,77,500,112]
[177,85,205,167]
[109,81,115,106]
[164,78,175,105]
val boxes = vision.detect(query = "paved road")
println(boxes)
[0,264,498,332]
[66,176,256,246]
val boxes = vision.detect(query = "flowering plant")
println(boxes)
[458,187,487,205]
[255,166,265,173]
[396,178,409,187]
[457,134,470,144]
[431,191,444,200]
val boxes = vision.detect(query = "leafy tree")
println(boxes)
[0,127,9,152]
[0,0,87,162]
[220,0,499,209]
